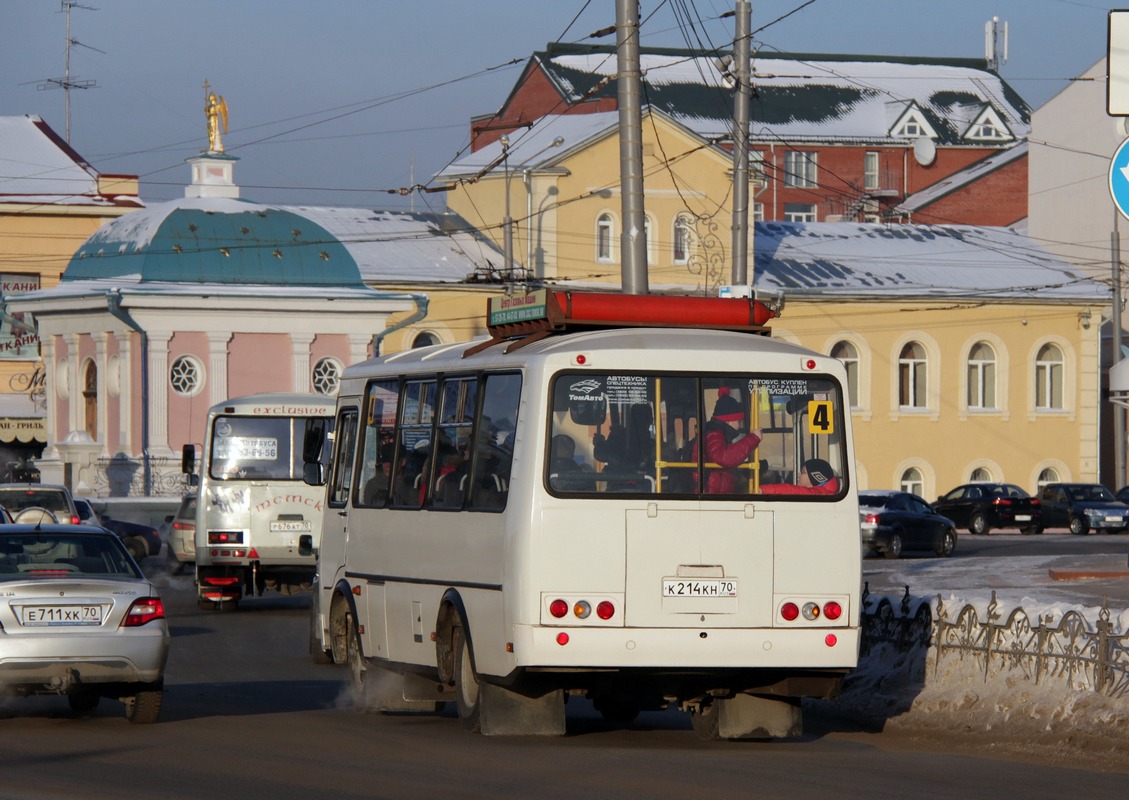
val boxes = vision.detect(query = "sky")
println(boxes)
[0,0,1122,211]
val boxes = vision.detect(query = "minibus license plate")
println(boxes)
[21,605,103,626]
[270,521,312,532]
[662,579,738,598]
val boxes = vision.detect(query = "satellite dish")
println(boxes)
[913,136,936,167]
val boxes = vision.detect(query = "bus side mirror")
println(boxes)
[303,462,325,487]
[181,444,197,476]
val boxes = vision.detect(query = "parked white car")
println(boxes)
[164,494,197,575]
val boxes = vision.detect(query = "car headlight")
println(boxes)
[1085,508,1105,519]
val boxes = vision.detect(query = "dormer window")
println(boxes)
[963,106,1013,142]
[889,103,938,141]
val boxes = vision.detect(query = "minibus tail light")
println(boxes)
[781,602,799,621]
[549,599,568,618]
[596,601,615,620]
[823,601,843,620]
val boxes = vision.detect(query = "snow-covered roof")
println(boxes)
[0,115,141,207]
[753,221,1105,302]
[898,142,1028,213]
[521,47,1030,146]
[293,206,508,284]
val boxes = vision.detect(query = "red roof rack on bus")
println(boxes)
[463,289,778,357]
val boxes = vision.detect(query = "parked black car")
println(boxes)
[859,490,957,559]
[1037,483,1129,535]
[932,482,1041,535]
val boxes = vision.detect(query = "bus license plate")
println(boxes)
[1015,515,1031,521]
[270,521,312,532]
[20,605,103,626]
[662,579,738,598]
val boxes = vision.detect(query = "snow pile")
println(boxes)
[812,592,1129,761]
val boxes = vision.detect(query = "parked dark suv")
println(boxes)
[932,482,1041,535]
[1037,483,1129,535]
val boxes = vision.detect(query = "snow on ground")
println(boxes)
[826,544,1129,763]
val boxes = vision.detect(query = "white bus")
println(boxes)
[306,290,860,738]
[183,392,335,611]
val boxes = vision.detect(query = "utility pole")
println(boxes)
[730,1,752,285]
[616,0,648,295]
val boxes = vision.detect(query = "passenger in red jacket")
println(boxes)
[761,458,840,495]
[699,387,761,494]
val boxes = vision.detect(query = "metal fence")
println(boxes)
[861,583,1129,699]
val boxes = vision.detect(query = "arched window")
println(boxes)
[1035,343,1064,410]
[596,213,614,262]
[83,361,97,440]
[967,341,996,410]
[970,467,992,482]
[900,467,923,496]
[312,357,342,396]
[898,342,927,409]
[673,214,694,264]
[412,332,440,349]
[831,341,859,408]
[1037,467,1059,491]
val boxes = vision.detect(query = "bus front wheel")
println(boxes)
[453,624,481,732]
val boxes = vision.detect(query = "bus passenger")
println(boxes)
[697,387,761,494]
[761,458,839,496]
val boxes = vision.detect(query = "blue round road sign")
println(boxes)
[1110,137,1129,219]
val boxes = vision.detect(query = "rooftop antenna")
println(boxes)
[985,16,1008,72]
[35,1,101,143]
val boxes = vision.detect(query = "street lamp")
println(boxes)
[500,135,565,279]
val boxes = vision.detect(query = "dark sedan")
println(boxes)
[1037,483,1129,535]
[860,490,957,559]
[932,482,1041,535]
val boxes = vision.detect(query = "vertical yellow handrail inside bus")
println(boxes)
[750,382,762,493]
[654,379,663,493]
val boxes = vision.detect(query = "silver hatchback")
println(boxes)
[0,525,170,722]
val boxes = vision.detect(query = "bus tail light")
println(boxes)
[573,601,591,619]
[823,601,843,620]
[802,602,821,621]
[780,602,799,621]
[549,599,568,618]
[596,601,615,620]
[208,531,243,545]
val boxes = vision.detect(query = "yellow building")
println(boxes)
[0,115,141,475]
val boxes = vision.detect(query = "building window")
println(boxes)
[1037,467,1059,491]
[312,357,342,396]
[784,203,817,222]
[831,341,859,408]
[783,151,817,188]
[967,341,996,410]
[900,467,923,496]
[673,215,694,264]
[898,342,927,409]
[1035,343,1064,410]
[412,332,440,349]
[864,152,879,191]
[596,213,614,262]
[170,355,203,397]
[751,150,766,184]
[970,467,992,482]
[753,203,765,222]
[83,360,97,440]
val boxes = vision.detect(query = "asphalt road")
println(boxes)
[1,542,1128,797]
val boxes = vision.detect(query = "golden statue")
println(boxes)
[205,88,229,153]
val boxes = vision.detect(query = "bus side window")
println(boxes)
[469,373,521,511]
[355,379,399,508]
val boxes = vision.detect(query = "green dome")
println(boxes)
[64,197,364,287]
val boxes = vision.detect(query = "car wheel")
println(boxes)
[67,690,101,716]
[13,506,58,525]
[1069,516,1089,536]
[935,528,956,558]
[126,537,147,562]
[969,512,989,536]
[123,683,163,724]
[883,532,903,559]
